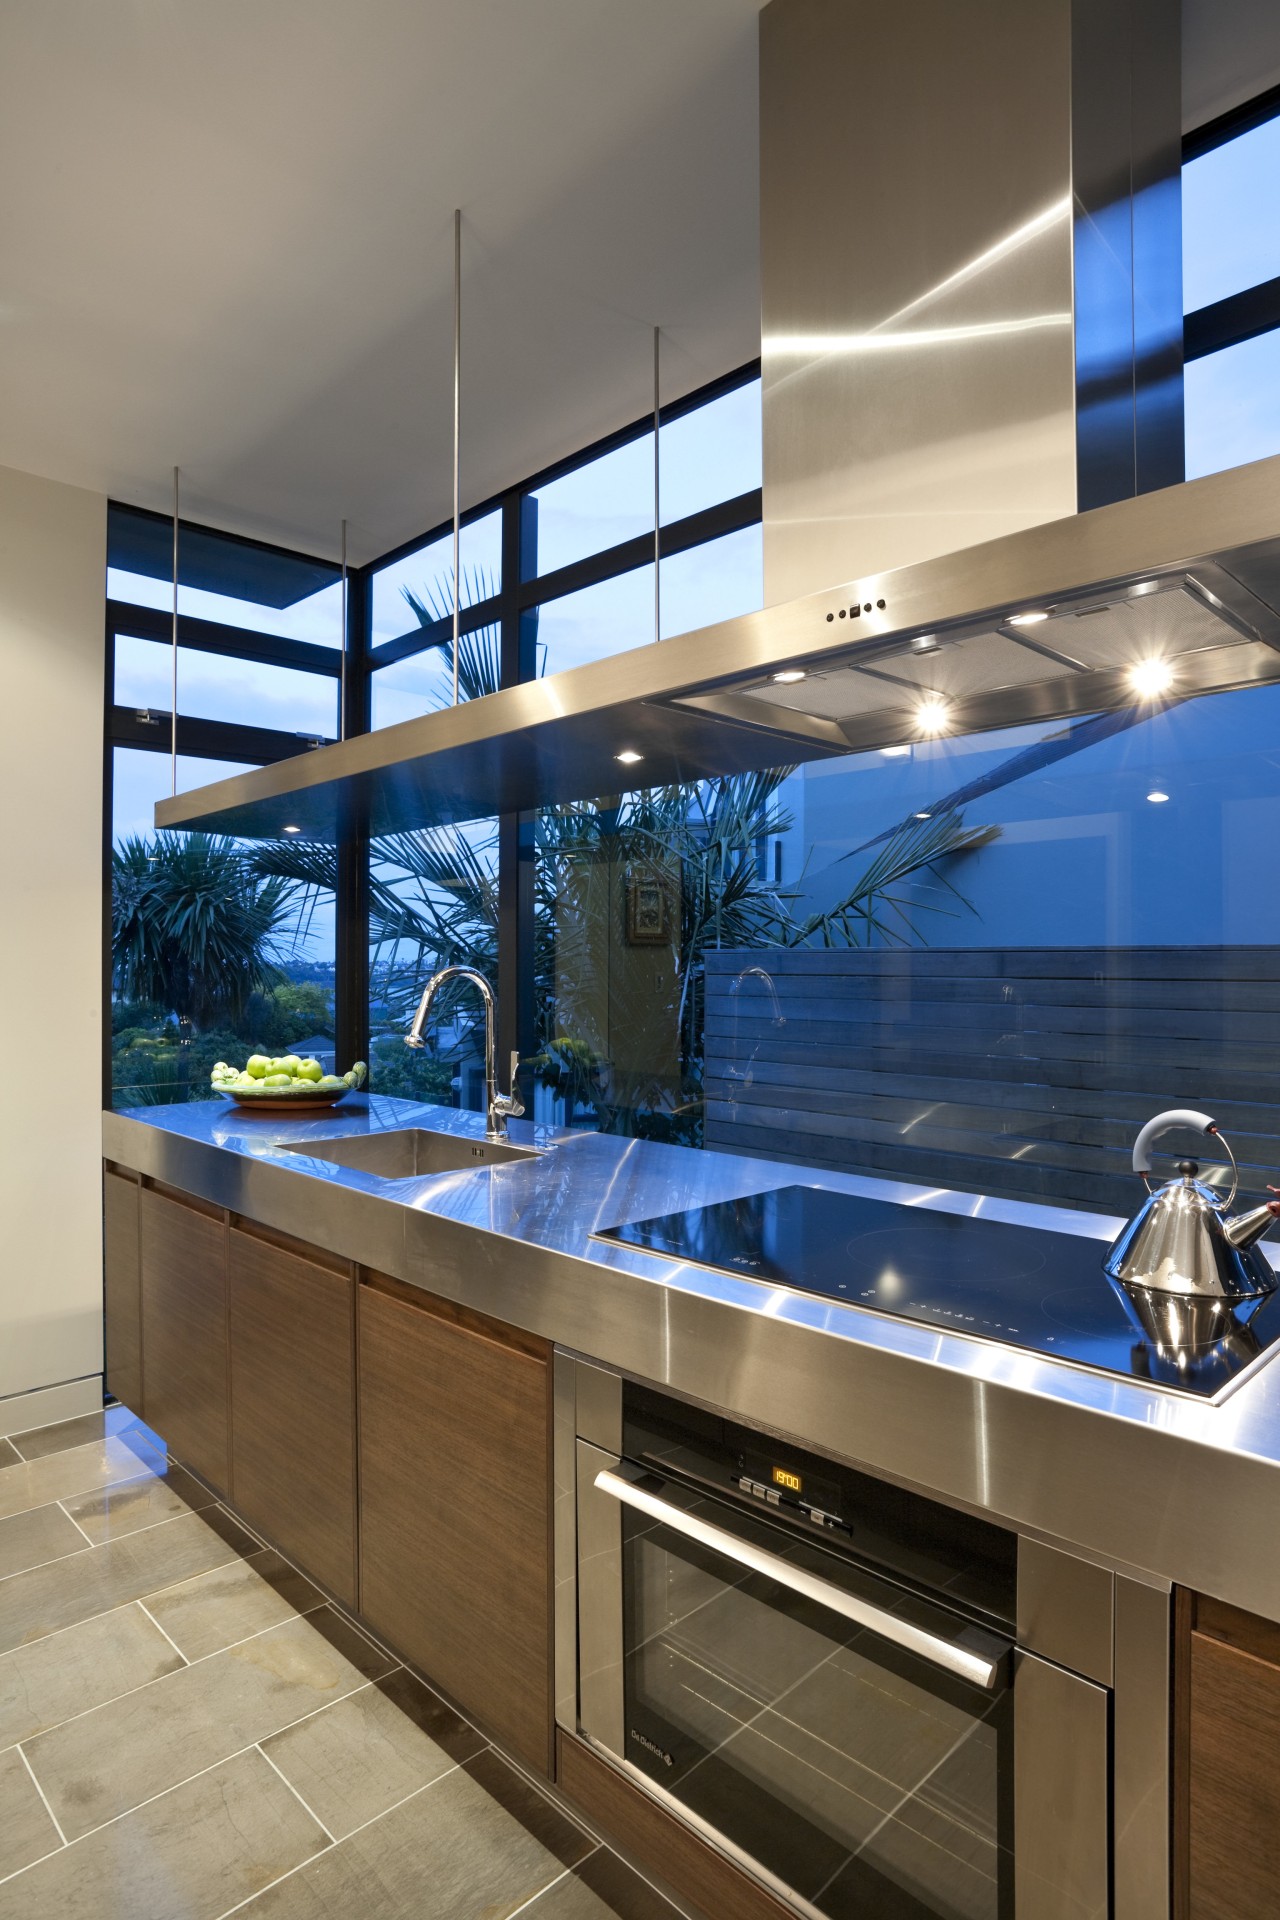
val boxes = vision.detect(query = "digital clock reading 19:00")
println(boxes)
[772,1467,802,1493]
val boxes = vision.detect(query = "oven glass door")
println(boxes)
[616,1469,1014,1920]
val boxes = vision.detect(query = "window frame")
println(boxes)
[1182,82,1280,366]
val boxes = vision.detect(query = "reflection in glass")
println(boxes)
[107,570,344,648]
[658,378,761,523]
[1183,110,1280,312]
[114,634,337,738]
[367,817,499,1111]
[370,512,502,647]
[526,435,654,579]
[370,624,501,730]
[1185,327,1280,478]
[110,749,335,1112]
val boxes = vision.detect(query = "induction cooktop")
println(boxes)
[597,1185,1280,1398]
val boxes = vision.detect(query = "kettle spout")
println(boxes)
[1223,1200,1280,1252]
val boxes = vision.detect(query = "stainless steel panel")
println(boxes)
[1018,1539,1115,1687]
[574,1358,622,1455]
[104,1096,1280,1629]
[1014,1653,1110,1920]
[153,452,1280,841]
[760,0,1077,600]
[553,1350,579,1735]
[1113,1574,1172,1920]
[575,1439,624,1755]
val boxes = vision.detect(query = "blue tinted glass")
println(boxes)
[659,526,763,637]
[1185,327,1280,478]
[529,565,655,676]
[107,569,344,647]
[1183,113,1280,312]
[526,435,654,579]
[370,624,500,729]
[114,634,337,738]
[370,511,502,647]
[659,380,762,524]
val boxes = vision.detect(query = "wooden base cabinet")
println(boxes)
[228,1223,358,1607]
[1178,1591,1280,1918]
[103,1167,143,1414]
[139,1184,231,1493]
[358,1280,554,1776]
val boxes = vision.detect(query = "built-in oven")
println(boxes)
[556,1359,1173,1920]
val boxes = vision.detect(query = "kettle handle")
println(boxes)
[1132,1108,1237,1205]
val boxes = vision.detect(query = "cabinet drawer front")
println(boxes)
[139,1186,229,1493]
[358,1286,553,1775]
[1189,1629,1280,1918]
[228,1226,357,1606]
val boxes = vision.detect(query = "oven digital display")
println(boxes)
[772,1466,802,1493]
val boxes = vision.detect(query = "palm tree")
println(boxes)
[112,833,306,1030]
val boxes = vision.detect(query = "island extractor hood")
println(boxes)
[157,0,1280,843]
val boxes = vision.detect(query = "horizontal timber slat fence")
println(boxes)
[702,947,1280,1217]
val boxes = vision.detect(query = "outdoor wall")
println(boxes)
[0,463,106,1427]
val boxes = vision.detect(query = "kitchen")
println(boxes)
[5,2,1280,1917]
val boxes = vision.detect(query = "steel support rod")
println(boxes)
[339,517,348,740]
[171,465,179,796]
[653,325,661,649]
[452,208,462,707]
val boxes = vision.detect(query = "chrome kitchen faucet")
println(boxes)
[404,966,524,1142]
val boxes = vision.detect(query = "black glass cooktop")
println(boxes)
[598,1185,1280,1398]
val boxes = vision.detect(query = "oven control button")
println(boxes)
[765,1488,781,1505]
[737,1475,754,1494]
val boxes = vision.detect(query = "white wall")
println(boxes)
[0,463,106,1417]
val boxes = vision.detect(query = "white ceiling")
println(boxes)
[0,0,1275,569]
[0,0,763,564]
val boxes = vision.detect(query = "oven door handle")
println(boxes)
[594,1465,1008,1691]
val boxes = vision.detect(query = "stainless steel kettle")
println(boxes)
[1105,1108,1280,1301]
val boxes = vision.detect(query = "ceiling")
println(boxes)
[0,0,1275,569]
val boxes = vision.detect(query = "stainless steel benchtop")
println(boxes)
[103,1093,1280,1619]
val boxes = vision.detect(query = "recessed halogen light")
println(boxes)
[1129,657,1174,699]
[881,744,911,758]
[1147,789,1170,804]
[615,749,644,765]
[283,825,302,834]
[771,668,807,684]
[915,811,932,821]
[1009,610,1049,627]
[915,694,951,735]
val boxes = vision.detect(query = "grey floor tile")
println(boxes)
[0,1437,162,1524]
[0,1440,20,1469]
[8,1405,160,1464]
[520,1848,686,1920]
[61,1460,214,1546]
[262,1667,486,1840]
[0,1601,184,1747]
[0,1746,61,1880]
[0,1502,87,1581]
[144,1548,325,1661]
[0,1506,259,1655]
[25,1606,395,1841]
[235,1750,593,1920]
[0,1747,326,1920]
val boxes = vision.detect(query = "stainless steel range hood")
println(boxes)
[157,453,1280,840]
[156,0,1262,846]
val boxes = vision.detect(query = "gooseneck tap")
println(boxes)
[404,966,524,1142]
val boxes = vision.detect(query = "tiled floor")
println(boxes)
[0,1404,683,1920]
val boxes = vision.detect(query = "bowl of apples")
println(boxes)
[211,1055,367,1111]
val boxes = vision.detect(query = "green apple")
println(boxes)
[262,1072,293,1088]
[297,1059,324,1083]
[246,1055,271,1079]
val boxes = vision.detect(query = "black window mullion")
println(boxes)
[1185,275,1280,363]
[108,707,332,764]
[514,487,762,612]
[368,591,504,671]
[107,600,343,676]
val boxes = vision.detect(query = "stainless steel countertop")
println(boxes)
[104,1093,1280,1618]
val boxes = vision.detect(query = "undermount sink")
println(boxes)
[284,1127,541,1181]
